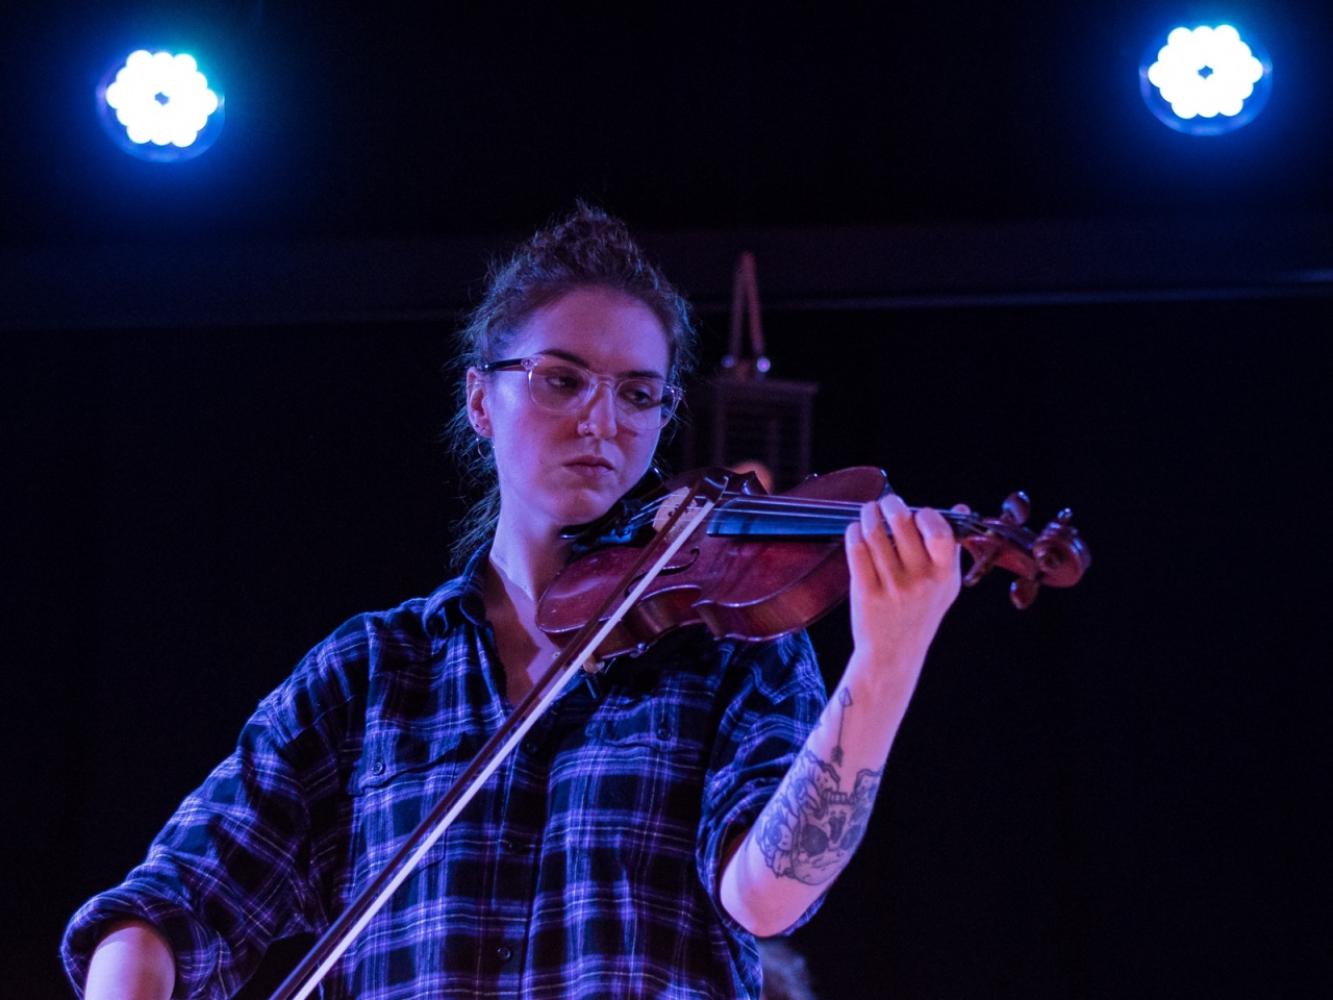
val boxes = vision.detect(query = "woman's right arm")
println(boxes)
[64,617,374,997]
[84,920,176,1000]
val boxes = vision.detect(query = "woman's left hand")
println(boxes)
[843,494,967,692]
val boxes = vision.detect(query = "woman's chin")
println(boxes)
[560,470,644,521]
[553,488,620,528]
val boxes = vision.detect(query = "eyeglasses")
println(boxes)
[478,354,682,431]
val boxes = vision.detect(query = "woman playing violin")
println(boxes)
[63,205,965,999]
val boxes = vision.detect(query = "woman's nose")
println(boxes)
[577,381,619,437]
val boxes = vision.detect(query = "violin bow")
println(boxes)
[268,473,729,1000]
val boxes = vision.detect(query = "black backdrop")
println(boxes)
[5,0,1332,995]
[7,292,1329,997]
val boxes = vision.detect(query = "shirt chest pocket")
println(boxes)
[558,691,707,868]
[584,694,677,749]
[345,730,480,886]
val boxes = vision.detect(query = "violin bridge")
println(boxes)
[651,487,706,538]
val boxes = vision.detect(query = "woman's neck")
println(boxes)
[488,507,571,603]
[484,509,570,706]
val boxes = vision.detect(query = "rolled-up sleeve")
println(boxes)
[696,630,828,937]
[61,683,329,998]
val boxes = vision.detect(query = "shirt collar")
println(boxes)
[423,543,490,635]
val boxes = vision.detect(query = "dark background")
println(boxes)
[3,2,1330,998]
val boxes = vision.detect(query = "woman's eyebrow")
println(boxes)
[538,347,665,381]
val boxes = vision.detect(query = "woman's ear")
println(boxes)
[465,368,491,438]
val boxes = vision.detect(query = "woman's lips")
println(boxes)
[563,458,615,479]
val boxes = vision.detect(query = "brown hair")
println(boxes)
[445,203,698,567]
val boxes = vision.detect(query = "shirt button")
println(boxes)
[370,758,386,776]
[656,723,671,741]
[500,838,515,851]
[522,739,539,755]
[496,945,514,961]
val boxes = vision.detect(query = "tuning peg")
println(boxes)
[1009,577,1040,609]
[961,533,1002,587]
[963,559,991,588]
[1001,491,1030,526]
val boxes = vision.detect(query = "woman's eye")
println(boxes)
[543,368,585,393]
[619,383,659,408]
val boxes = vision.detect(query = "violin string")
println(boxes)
[710,493,995,523]
[629,492,1002,530]
[715,500,1023,543]
[713,509,994,535]
[653,489,1047,550]
[617,493,1017,543]
[715,497,992,528]
[634,492,972,519]
[720,496,866,511]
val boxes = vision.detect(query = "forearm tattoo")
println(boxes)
[754,689,882,884]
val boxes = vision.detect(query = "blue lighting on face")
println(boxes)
[98,49,225,161]
[1140,24,1272,135]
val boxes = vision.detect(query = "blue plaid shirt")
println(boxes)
[62,548,827,998]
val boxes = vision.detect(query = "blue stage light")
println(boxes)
[98,50,225,161]
[1140,24,1271,135]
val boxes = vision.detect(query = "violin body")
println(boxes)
[539,466,884,657]
[538,465,1091,660]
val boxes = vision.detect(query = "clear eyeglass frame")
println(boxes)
[478,354,683,431]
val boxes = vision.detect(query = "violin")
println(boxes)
[269,465,1089,1000]
[537,465,1090,661]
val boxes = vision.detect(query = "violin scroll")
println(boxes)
[958,495,1090,609]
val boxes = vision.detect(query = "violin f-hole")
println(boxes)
[623,546,701,597]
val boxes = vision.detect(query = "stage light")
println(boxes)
[98,49,224,161]
[1140,24,1271,135]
